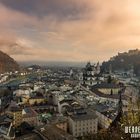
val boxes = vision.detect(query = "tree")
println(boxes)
[110,89,113,95]
[107,75,112,83]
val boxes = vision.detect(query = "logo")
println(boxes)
[125,126,140,138]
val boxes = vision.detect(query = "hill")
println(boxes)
[0,50,19,73]
[101,49,140,76]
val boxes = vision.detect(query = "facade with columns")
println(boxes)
[79,62,101,87]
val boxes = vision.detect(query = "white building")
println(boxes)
[0,75,8,83]
[68,110,98,137]
[80,62,101,87]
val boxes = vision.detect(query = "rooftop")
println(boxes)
[10,106,22,112]
[92,83,120,89]
[70,109,97,121]
[16,132,43,140]
[92,89,127,100]
[101,110,118,120]
[22,107,38,118]
[37,125,74,140]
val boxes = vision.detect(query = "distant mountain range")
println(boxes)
[2,48,140,76]
[0,50,19,73]
[19,61,87,68]
[101,49,140,76]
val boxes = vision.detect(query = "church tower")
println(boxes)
[96,62,100,74]
[110,89,123,127]
[109,64,112,75]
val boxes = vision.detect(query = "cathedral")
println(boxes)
[79,62,101,87]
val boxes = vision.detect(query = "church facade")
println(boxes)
[79,62,101,87]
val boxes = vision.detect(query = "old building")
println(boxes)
[92,83,121,95]
[36,125,74,140]
[55,118,68,132]
[68,109,98,137]
[22,107,39,127]
[91,84,128,105]
[28,96,45,105]
[96,110,116,129]
[80,62,100,87]
[8,106,22,127]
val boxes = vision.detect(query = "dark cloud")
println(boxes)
[0,0,91,20]
[0,0,140,62]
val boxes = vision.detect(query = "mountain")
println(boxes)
[0,50,19,73]
[101,49,140,76]
[19,61,86,68]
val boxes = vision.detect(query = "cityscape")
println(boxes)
[0,50,140,140]
[0,0,140,140]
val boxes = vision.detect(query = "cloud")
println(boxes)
[0,0,140,62]
[0,37,34,56]
[0,0,92,20]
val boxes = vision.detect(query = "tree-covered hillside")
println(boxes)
[101,49,140,76]
[0,50,19,73]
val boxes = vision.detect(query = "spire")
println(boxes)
[110,89,123,128]
[86,61,91,68]
[118,89,123,114]
[109,64,112,75]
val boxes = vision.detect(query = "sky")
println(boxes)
[0,0,140,62]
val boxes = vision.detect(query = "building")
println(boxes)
[47,90,61,106]
[80,62,100,87]
[92,83,121,95]
[22,107,39,127]
[91,84,128,105]
[16,132,42,140]
[8,106,22,127]
[28,96,45,105]
[96,110,116,129]
[48,116,68,132]
[36,125,74,140]
[68,109,98,137]
[0,114,15,139]
[6,102,23,128]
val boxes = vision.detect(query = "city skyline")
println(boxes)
[0,0,140,62]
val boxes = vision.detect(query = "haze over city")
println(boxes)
[0,0,140,62]
[1,1,140,140]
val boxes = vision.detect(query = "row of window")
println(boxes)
[74,130,97,137]
[74,127,97,131]
[75,121,97,126]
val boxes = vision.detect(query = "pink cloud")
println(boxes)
[1,1,140,62]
